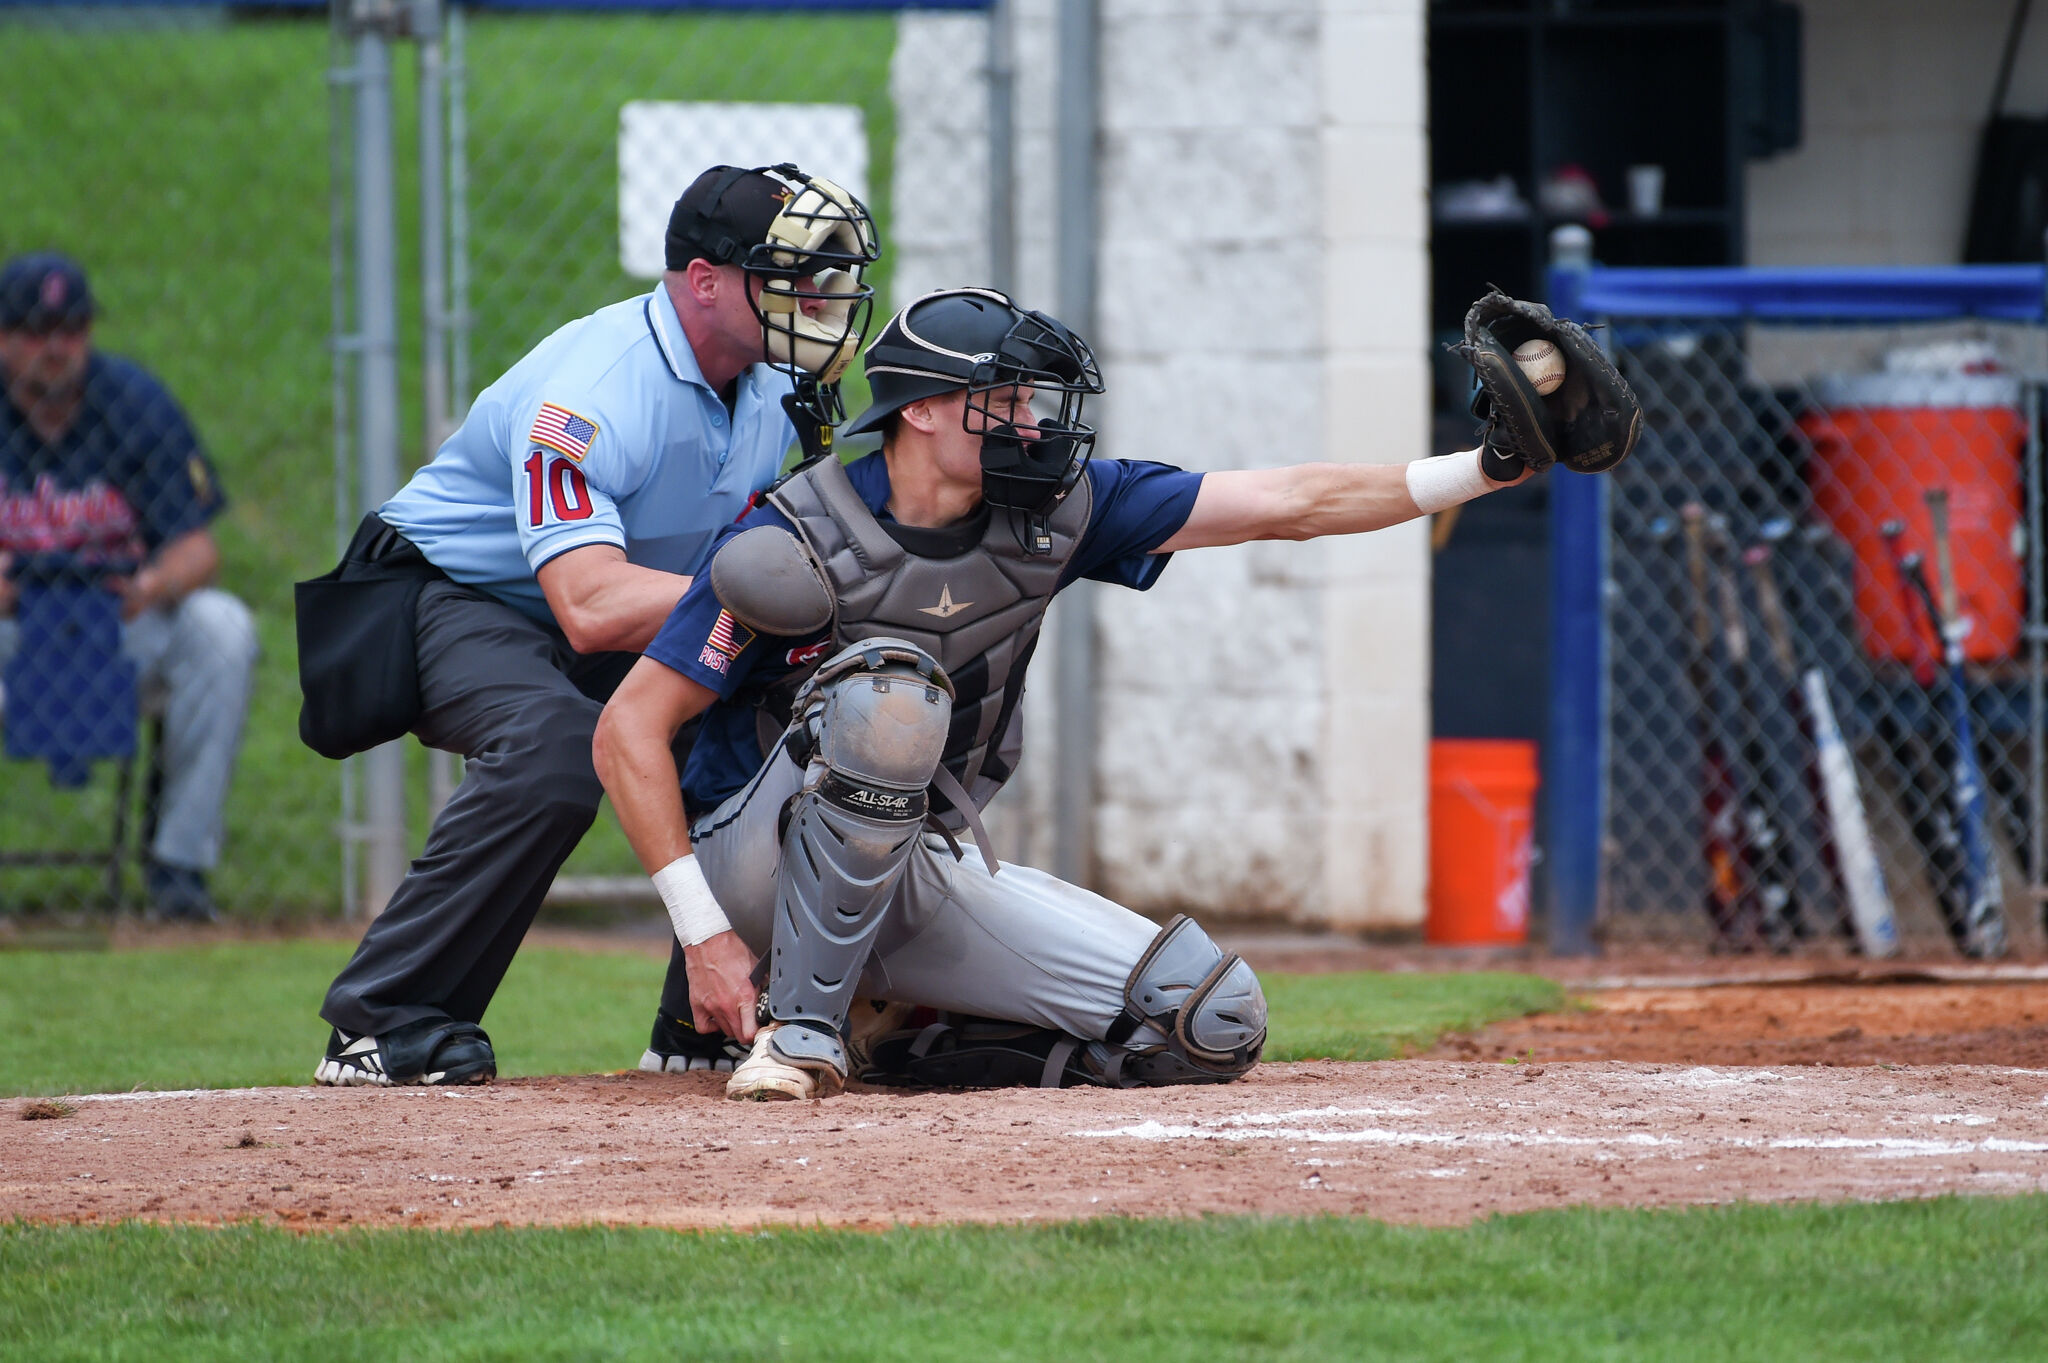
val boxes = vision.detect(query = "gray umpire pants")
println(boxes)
[321,578,681,1037]
[0,587,258,871]
[690,744,1162,1040]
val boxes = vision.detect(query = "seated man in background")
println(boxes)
[0,252,258,921]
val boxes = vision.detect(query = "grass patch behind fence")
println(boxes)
[0,940,1561,1096]
[5,1197,2045,1361]
[0,11,897,915]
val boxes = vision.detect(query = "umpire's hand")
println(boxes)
[685,930,760,1043]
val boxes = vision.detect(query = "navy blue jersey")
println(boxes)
[0,353,226,571]
[645,452,1204,814]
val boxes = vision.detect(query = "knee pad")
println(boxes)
[1099,914,1267,1087]
[767,639,951,1034]
[797,637,953,791]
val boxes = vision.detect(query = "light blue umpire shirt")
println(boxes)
[379,282,796,626]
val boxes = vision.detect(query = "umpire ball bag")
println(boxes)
[294,513,443,759]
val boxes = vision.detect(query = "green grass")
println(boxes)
[0,12,898,914]
[0,939,661,1095]
[0,940,1561,1096]
[5,1198,2046,1361]
[1260,970,1563,1062]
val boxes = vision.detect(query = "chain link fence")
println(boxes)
[1582,266,2048,958]
[436,2,1001,903]
[0,6,332,921]
[1,0,1000,922]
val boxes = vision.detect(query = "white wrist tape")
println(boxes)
[652,854,731,947]
[1404,448,1493,515]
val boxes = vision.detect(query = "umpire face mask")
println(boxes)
[964,311,1104,515]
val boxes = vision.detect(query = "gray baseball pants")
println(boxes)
[690,744,1162,1040]
[321,578,682,1037]
[0,587,257,871]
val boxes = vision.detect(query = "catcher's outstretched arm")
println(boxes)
[1156,452,1527,552]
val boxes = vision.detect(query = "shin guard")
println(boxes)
[766,640,951,1041]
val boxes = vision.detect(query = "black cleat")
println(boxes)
[638,1011,746,1074]
[315,1016,496,1087]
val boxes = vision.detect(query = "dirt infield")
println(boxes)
[11,953,2048,1231]
[9,1058,2046,1231]
[1432,977,2048,1068]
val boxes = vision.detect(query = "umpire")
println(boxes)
[298,163,878,1087]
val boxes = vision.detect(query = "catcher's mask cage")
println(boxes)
[695,162,880,426]
[967,306,1105,523]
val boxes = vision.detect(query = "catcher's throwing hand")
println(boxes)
[1457,289,1642,477]
[683,930,760,1043]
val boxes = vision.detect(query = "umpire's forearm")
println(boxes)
[536,544,691,655]
[563,564,690,654]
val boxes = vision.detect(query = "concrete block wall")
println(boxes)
[892,0,1431,927]
[1749,0,2048,266]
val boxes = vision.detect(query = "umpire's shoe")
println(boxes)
[315,1017,496,1087]
[638,1012,747,1074]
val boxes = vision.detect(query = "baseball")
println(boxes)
[1513,338,1566,396]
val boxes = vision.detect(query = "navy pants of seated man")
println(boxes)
[321,577,693,1038]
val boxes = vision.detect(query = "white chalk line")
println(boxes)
[59,1086,482,1103]
[1069,1120,1681,1149]
[1070,1120,2048,1157]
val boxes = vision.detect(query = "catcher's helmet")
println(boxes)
[843,287,1104,515]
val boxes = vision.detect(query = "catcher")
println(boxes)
[593,286,1638,1100]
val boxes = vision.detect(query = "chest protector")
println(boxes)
[759,457,1091,826]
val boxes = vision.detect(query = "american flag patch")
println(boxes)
[530,403,598,462]
[706,609,755,660]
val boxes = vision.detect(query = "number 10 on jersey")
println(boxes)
[525,449,594,526]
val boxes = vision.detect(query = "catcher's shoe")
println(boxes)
[314,1017,496,1088]
[638,1011,747,1075]
[726,1022,848,1102]
[844,997,919,1079]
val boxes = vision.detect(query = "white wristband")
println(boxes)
[652,854,731,947]
[1404,448,1493,515]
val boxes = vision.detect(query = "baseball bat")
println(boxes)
[1914,489,2008,958]
[1678,505,1762,949]
[1745,531,1900,958]
[1705,513,1803,950]
[1879,518,1974,949]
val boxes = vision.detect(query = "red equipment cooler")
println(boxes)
[1800,372,2023,664]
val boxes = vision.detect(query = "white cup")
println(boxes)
[1627,164,1665,217]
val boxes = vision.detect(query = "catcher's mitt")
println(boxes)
[1456,290,1642,475]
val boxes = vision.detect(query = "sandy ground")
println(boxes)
[9,924,2048,1230]
[1430,979,2048,1068]
[8,1059,2046,1231]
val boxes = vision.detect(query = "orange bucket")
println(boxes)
[1800,374,2022,664]
[1427,739,1539,946]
